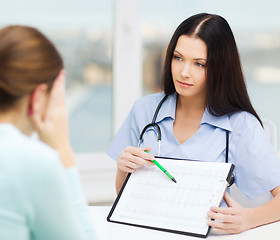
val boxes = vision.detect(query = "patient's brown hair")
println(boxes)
[0,25,63,111]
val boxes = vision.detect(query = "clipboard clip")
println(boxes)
[227,173,235,187]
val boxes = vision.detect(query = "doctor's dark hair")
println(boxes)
[0,25,63,111]
[162,13,262,125]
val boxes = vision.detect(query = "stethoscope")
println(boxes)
[137,94,234,185]
[137,94,168,157]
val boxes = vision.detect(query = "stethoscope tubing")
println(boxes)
[137,94,233,185]
[137,95,168,156]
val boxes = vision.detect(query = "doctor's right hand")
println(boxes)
[117,146,155,173]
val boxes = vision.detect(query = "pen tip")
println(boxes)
[172,178,177,183]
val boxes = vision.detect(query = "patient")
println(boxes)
[0,25,95,239]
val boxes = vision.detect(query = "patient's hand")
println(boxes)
[31,69,74,168]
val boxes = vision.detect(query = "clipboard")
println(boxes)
[107,157,235,238]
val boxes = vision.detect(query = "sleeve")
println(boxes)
[31,160,96,240]
[232,113,280,200]
[106,101,140,161]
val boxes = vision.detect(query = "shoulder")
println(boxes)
[0,125,59,164]
[202,109,261,133]
[228,111,262,131]
[0,127,60,182]
[0,126,62,209]
[16,135,59,168]
[227,111,267,150]
[130,92,166,121]
[133,92,165,110]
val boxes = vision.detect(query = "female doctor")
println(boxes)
[107,13,280,234]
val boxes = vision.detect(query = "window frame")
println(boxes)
[75,0,142,204]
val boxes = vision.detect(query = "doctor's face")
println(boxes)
[171,35,207,101]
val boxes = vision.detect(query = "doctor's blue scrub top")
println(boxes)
[107,92,280,200]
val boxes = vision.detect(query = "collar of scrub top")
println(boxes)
[138,93,233,156]
[143,92,234,185]
[153,92,177,123]
[200,109,232,132]
[156,92,233,132]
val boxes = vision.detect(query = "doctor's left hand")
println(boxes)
[207,192,254,234]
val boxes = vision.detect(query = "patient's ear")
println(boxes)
[28,83,48,116]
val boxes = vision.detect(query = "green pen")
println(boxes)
[145,151,177,183]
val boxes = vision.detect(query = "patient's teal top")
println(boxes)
[107,92,280,200]
[0,124,95,240]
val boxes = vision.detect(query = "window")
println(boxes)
[2,0,279,204]
[1,0,113,153]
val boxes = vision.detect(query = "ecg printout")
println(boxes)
[110,157,234,236]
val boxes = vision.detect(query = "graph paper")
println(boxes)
[108,157,235,238]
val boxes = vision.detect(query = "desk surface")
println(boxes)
[89,206,278,240]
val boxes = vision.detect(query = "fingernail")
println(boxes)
[28,109,33,115]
